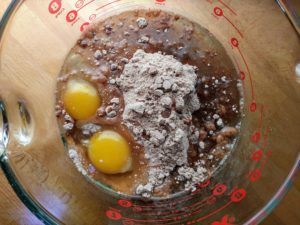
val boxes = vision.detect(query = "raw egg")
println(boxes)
[63,79,101,120]
[88,130,132,174]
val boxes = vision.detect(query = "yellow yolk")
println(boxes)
[88,130,132,174]
[63,79,101,120]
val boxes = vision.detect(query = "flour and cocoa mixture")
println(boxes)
[55,10,242,197]
[118,50,205,196]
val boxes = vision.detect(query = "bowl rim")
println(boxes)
[0,1,299,224]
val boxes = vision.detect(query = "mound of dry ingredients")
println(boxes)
[117,49,208,197]
[56,9,242,198]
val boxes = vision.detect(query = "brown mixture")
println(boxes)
[55,10,242,197]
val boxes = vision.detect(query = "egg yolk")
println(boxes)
[88,130,132,174]
[63,79,101,120]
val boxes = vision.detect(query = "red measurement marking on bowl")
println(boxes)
[259,149,272,170]
[89,13,97,21]
[76,0,95,11]
[218,0,237,16]
[135,203,183,216]
[151,194,215,216]
[240,71,246,80]
[121,214,184,223]
[213,184,227,196]
[188,195,215,210]
[206,196,217,205]
[230,37,256,102]
[251,107,268,146]
[132,203,164,210]
[48,0,62,14]
[257,105,264,128]
[192,201,232,223]
[212,215,235,225]
[75,0,85,8]
[230,189,246,203]
[106,209,122,220]
[66,0,95,23]
[249,101,257,112]
[251,131,261,143]
[252,149,263,161]
[186,220,197,225]
[192,178,211,194]
[200,178,211,187]
[249,168,262,182]
[96,0,122,11]
[129,194,217,220]
[140,209,177,216]
[184,209,203,218]
[213,7,243,38]
[66,10,78,23]
[79,9,104,31]
[155,0,166,4]
[214,7,224,16]
[122,220,135,225]
[118,199,133,208]
[227,186,238,197]
[231,37,239,47]
[248,129,271,181]
[262,126,271,148]
[132,206,142,212]
[80,22,90,32]
[179,197,236,224]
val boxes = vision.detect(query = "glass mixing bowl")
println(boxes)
[0,0,299,224]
